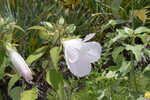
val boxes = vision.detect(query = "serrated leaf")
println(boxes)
[21,88,38,100]
[135,27,150,34]
[26,46,48,65]
[50,47,61,69]
[125,45,144,61]
[46,69,63,90]
[8,74,21,92]
[133,9,148,24]
[65,24,76,34]
[9,87,22,100]
[112,46,124,63]
[27,26,47,31]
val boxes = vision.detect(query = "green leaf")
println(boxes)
[106,71,118,78]
[65,24,76,34]
[11,24,25,32]
[42,21,54,31]
[109,29,128,46]
[0,49,7,79]
[57,82,66,100]
[9,87,22,100]
[26,46,48,65]
[107,66,120,71]
[119,61,133,76]
[125,45,144,61]
[135,27,150,34]
[111,0,123,14]
[137,34,149,44]
[21,88,38,100]
[46,69,63,90]
[143,64,150,79]
[143,48,150,58]
[107,19,126,26]
[8,74,21,92]
[50,47,61,69]
[27,26,47,31]
[124,27,134,35]
[58,16,64,25]
[112,46,124,63]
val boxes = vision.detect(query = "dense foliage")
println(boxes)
[0,0,150,100]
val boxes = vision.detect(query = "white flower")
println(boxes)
[63,33,102,77]
[6,44,33,81]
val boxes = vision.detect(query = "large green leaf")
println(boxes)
[125,45,144,61]
[21,88,38,100]
[9,87,22,100]
[119,61,133,76]
[112,46,125,63]
[46,69,63,90]
[26,46,48,65]
[50,46,61,69]
[135,27,150,34]
[8,74,21,92]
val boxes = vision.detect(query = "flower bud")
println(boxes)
[6,43,33,81]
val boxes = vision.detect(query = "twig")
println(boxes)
[32,59,51,88]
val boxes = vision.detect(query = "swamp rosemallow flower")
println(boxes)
[6,44,33,81]
[63,33,101,77]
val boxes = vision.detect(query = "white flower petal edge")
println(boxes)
[6,44,33,81]
[64,34,101,77]
[83,33,96,42]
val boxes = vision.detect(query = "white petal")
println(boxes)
[64,39,82,64]
[64,39,82,50]
[82,42,102,62]
[83,33,96,42]
[66,52,91,77]
[64,46,79,64]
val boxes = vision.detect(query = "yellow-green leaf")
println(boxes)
[133,9,148,24]
[21,88,38,100]
[26,46,48,65]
